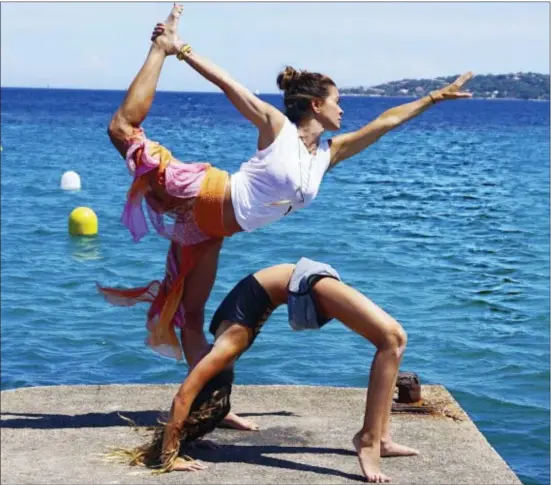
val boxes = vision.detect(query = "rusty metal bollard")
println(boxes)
[396,371,421,403]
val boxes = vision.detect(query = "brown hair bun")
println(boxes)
[276,66,301,91]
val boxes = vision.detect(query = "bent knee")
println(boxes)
[107,112,134,151]
[382,322,407,357]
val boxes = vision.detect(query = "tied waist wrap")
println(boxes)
[98,150,233,360]
[194,166,233,239]
[126,142,172,215]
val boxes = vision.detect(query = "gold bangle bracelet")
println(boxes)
[176,44,192,60]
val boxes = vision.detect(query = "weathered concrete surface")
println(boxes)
[1,384,521,484]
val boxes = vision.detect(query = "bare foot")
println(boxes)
[353,433,391,483]
[381,440,419,457]
[151,3,184,56]
[169,456,207,472]
[219,411,260,431]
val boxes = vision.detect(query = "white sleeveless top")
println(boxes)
[230,117,331,232]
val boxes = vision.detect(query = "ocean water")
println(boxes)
[1,87,549,485]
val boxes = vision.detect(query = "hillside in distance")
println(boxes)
[341,72,549,100]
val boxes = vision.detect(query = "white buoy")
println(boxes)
[61,171,81,191]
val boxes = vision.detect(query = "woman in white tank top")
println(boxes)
[103,4,473,434]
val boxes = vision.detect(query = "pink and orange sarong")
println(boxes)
[97,129,232,360]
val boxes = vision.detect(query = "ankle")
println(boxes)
[354,430,379,448]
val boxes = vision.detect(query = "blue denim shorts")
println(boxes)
[287,257,341,331]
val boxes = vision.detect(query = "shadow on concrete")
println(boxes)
[187,444,363,482]
[0,410,296,429]
[1,411,363,481]
[238,411,296,417]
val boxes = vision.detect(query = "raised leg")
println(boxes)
[107,3,184,157]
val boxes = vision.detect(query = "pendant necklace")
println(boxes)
[296,136,315,205]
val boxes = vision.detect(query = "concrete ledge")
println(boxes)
[1,384,521,484]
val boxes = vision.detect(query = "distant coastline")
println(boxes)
[2,72,550,102]
[341,72,550,101]
[340,93,549,103]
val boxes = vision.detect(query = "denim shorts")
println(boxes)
[287,257,341,331]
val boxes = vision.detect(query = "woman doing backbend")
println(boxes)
[119,257,414,483]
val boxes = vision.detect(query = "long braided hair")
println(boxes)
[109,366,234,473]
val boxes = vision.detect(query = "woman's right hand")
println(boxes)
[160,420,183,470]
[151,23,171,43]
[430,72,474,102]
[151,22,163,42]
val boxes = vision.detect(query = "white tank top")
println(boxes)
[230,118,331,232]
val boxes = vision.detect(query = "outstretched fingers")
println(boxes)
[454,92,473,98]
[435,71,474,100]
[453,71,474,89]
[171,457,208,472]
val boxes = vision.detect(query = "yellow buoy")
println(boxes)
[69,207,98,236]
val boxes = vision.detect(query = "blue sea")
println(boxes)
[1,87,549,484]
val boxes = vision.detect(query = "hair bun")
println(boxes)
[277,66,301,91]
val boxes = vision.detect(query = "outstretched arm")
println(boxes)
[153,22,286,149]
[328,72,474,169]
[161,328,249,471]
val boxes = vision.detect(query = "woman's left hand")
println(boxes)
[430,72,474,102]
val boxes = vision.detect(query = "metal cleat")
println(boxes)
[395,371,421,403]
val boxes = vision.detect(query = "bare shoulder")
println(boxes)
[256,104,287,151]
[265,102,286,123]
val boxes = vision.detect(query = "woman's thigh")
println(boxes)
[313,277,401,348]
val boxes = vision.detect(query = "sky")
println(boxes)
[1,1,549,93]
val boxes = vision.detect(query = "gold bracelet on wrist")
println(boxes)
[176,44,192,60]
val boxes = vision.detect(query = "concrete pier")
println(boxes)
[0,384,521,484]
